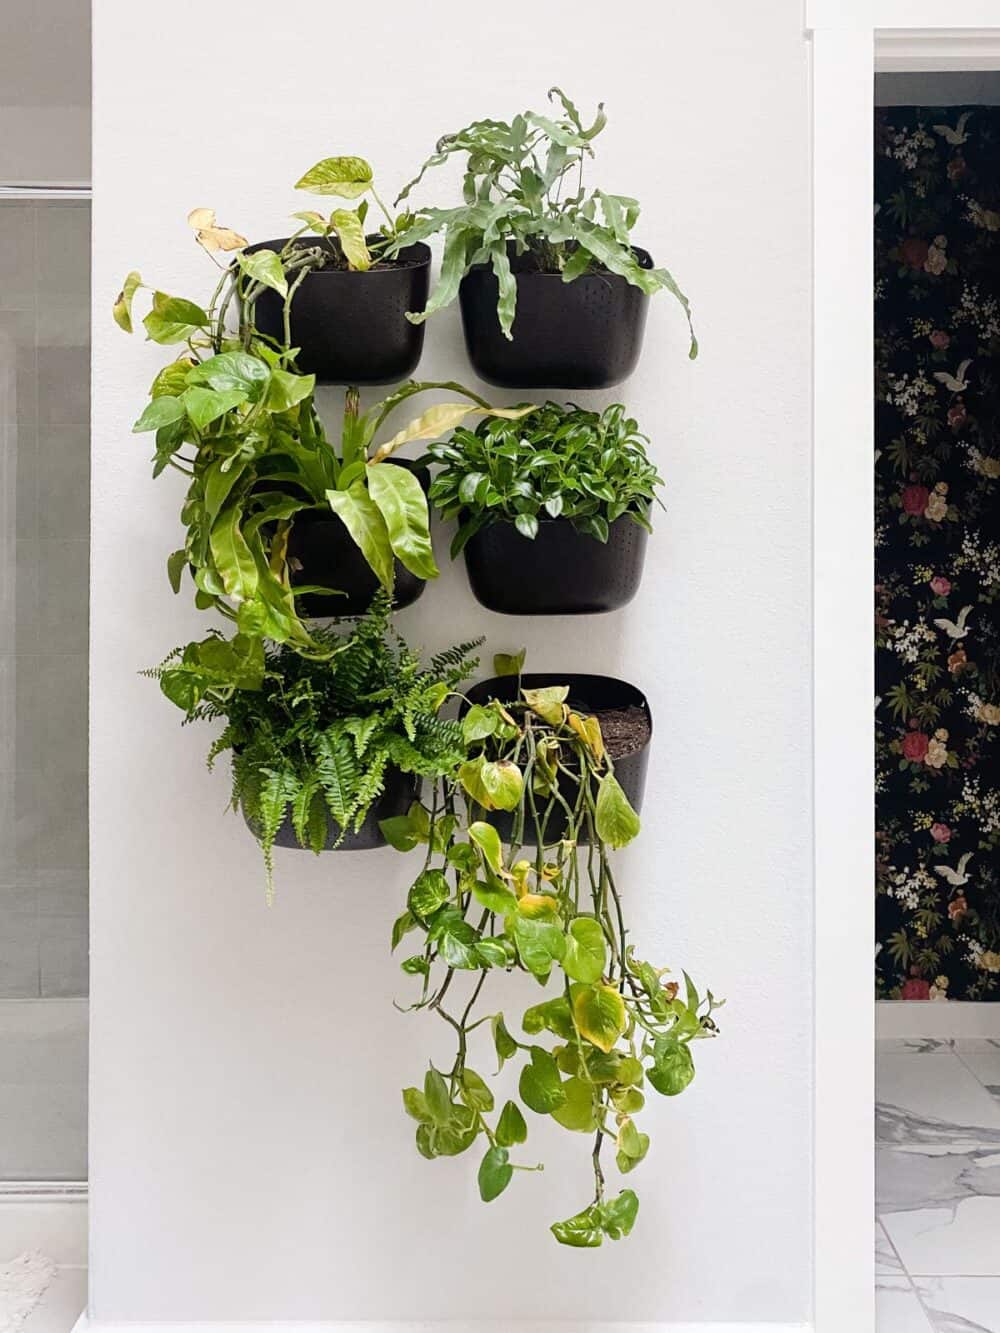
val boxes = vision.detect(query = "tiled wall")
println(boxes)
[0,200,89,998]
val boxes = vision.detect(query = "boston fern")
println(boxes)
[386,87,696,351]
[147,595,480,896]
[382,654,721,1246]
[424,401,665,556]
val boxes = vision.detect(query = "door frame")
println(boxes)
[807,4,1000,1330]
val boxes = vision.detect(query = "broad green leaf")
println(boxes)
[459,1068,494,1113]
[370,402,536,464]
[133,395,185,433]
[550,1076,598,1133]
[518,1046,566,1115]
[402,1086,431,1123]
[408,868,449,920]
[204,457,249,525]
[551,1204,603,1248]
[475,938,511,968]
[326,482,394,590]
[492,1014,518,1070]
[470,877,518,916]
[600,1189,639,1240]
[181,385,247,432]
[647,1037,695,1097]
[477,1145,513,1202]
[329,209,371,270]
[571,982,627,1054]
[143,292,209,344]
[522,997,574,1040]
[238,247,288,297]
[468,821,503,873]
[513,913,565,977]
[562,917,607,984]
[458,756,523,811]
[496,1099,527,1147]
[295,155,373,199]
[367,462,438,581]
[595,774,641,848]
[461,703,499,743]
[522,684,568,726]
[431,1105,479,1157]
[113,270,142,333]
[493,649,526,677]
[188,351,271,400]
[390,909,416,951]
[424,1066,452,1124]
[151,358,194,398]
[209,506,258,601]
[380,814,424,852]
[166,549,187,594]
[266,368,315,413]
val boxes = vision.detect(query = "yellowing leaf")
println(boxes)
[568,711,605,764]
[517,893,559,919]
[291,210,328,233]
[522,685,568,727]
[371,403,537,464]
[329,209,371,271]
[294,155,373,199]
[595,774,640,848]
[187,207,248,253]
[113,270,142,333]
[571,982,627,1054]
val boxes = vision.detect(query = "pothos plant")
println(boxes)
[381,653,722,1247]
[386,87,697,351]
[145,593,481,897]
[424,400,665,555]
[114,209,531,651]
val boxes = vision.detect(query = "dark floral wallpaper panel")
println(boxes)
[876,106,1000,1001]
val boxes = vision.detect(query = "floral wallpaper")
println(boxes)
[876,106,1000,1002]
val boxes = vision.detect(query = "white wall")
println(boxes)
[91,0,814,1324]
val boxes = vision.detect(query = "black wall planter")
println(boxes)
[458,245,653,389]
[463,514,648,615]
[249,238,430,385]
[462,673,652,845]
[245,768,419,852]
[286,461,430,618]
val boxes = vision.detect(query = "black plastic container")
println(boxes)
[244,768,419,852]
[248,237,430,385]
[463,513,649,615]
[462,673,651,845]
[286,461,430,618]
[458,244,653,389]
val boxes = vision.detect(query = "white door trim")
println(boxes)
[807,9,1000,1333]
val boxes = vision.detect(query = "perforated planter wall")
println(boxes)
[462,672,652,844]
[458,244,653,389]
[249,238,430,384]
[463,513,649,615]
[244,768,419,852]
[286,463,430,618]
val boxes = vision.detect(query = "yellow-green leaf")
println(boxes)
[571,982,627,1053]
[370,403,537,464]
[238,247,288,298]
[522,685,568,727]
[113,270,142,333]
[366,463,438,581]
[294,155,373,199]
[468,821,503,873]
[326,483,394,590]
[209,505,258,602]
[329,209,371,271]
[595,774,640,848]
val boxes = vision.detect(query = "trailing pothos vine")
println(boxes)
[382,654,722,1247]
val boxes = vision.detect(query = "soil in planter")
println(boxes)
[591,705,651,762]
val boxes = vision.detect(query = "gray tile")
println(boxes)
[35,205,90,304]
[0,204,38,310]
[13,537,40,653]
[36,540,89,653]
[39,916,88,998]
[15,653,88,775]
[15,414,39,538]
[0,1002,88,1084]
[0,656,13,770]
[0,307,39,430]
[0,912,40,997]
[15,767,88,874]
[37,424,89,540]
[0,1081,87,1179]
[37,305,89,426]
[35,870,87,919]
[0,882,37,914]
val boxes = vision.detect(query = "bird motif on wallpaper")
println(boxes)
[934,606,974,640]
[933,111,972,146]
[934,359,973,393]
[935,853,974,887]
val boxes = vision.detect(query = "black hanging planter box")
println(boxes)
[462,673,652,845]
[458,244,653,389]
[248,237,430,385]
[243,768,419,852]
[286,461,430,618]
[463,513,649,615]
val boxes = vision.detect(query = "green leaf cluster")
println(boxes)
[386,87,697,351]
[424,401,665,555]
[384,656,723,1245]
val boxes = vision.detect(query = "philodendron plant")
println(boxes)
[381,653,722,1247]
[114,214,531,648]
[386,87,696,350]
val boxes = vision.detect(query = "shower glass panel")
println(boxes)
[0,198,89,1181]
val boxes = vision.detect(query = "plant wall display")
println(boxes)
[382,653,721,1246]
[424,402,663,613]
[386,88,696,388]
[147,594,481,894]
[115,232,531,641]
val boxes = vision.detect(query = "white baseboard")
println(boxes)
[0,1188,86,1265]
[877,998,1000,1038]
[74,1321,811,1333]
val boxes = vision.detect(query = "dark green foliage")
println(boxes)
[424,401,665,556]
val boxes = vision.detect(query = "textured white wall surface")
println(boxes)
[91,0,813,1323]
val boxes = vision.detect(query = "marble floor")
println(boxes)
[877,1036,1000,1332]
